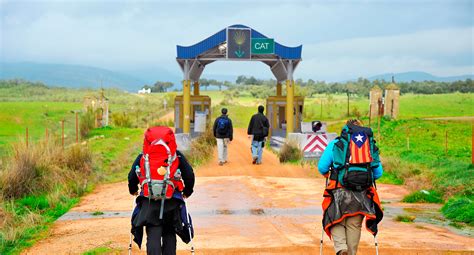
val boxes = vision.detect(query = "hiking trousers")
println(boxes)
[146,224,177,255]
[216,138,229,163]
[330,214,364,255]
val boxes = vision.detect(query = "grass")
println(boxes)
[87,127,143,183]
[441,196,474,226]
[0,139,93,254]
[185,128,217,167]
[91,211,104,216]
[82,245,119,255]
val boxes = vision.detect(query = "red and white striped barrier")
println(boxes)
[303,134,328,153]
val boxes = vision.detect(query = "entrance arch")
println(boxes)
[176,24,303,137]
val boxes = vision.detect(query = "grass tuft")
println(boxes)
[402,190,444,203]
[394,214,416,223]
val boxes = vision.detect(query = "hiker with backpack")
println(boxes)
[318,119,384,255]
[128,126,195,255]
[213,108,233,166]
[247,105,270,165]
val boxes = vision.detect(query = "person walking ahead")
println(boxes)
[213,108,233,166]
[128,127,195,255]
[247,105,269,164]
[318,119,384,255]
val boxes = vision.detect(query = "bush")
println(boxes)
[80,109,96,138]
[112,112,132,128]
[0,140,92,200]
[442,196,474,226]
[279,142,302,163]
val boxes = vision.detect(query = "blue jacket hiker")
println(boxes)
[318,120,384,255]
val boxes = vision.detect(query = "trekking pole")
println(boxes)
[320,175,329,255]
[184,199,195,255]
[374,235,379,255]
[128,196,136,255]
[319,226,324,255]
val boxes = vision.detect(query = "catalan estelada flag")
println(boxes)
[349,132,372,164]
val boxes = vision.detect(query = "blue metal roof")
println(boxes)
[177,24,302,60]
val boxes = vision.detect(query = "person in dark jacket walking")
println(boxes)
[213,108,233,166]
[247,105,270,164]
[128,150,195,255]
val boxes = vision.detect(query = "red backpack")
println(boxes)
[136,127,184,208]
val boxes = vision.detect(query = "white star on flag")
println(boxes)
[355,134,364,142]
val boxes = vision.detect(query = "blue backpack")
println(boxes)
[216,117,229,135]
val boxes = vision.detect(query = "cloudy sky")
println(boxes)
[1,0,473,81]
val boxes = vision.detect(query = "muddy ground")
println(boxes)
[24,129,474,255]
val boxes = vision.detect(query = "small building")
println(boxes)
[138,88,151,94]
[83,89,109,127]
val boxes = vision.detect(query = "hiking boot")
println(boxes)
[218,162,224,166]
[337,250,348,255]
[252,157,257,164]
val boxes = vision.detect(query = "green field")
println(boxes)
[303,93,474,121]
[0,102,82,156]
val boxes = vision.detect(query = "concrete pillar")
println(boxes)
[276,82,282,96]
[384,88,400,119]
[369,86,383,120]
[183,80,191,134]
[193,81,200,95]
[286,79,294,136]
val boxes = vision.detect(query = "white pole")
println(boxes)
[128,197,136,255]
[374,236,379,255]
[319,227,324,255]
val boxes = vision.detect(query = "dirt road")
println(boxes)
[25,129,473,255]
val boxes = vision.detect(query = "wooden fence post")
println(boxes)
[472,122,474,165]
[445,130,448,155]
[75,112,79,143]
[61,120,65,149]
[368,103,372,128]
[26,127,29,147]
[320,99,323,119]
[406,128,410,150]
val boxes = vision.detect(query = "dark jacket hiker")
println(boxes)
[247,106,269,142]
[128,127,195,255]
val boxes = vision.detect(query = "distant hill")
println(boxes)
[367,71,473,83]
[0,62,147,91]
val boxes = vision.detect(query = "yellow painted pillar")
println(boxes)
[193,81,200,95]
[272,102,277,130]
[285,79,294,136]
[183,80,191,134]
[276,82,282,96]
